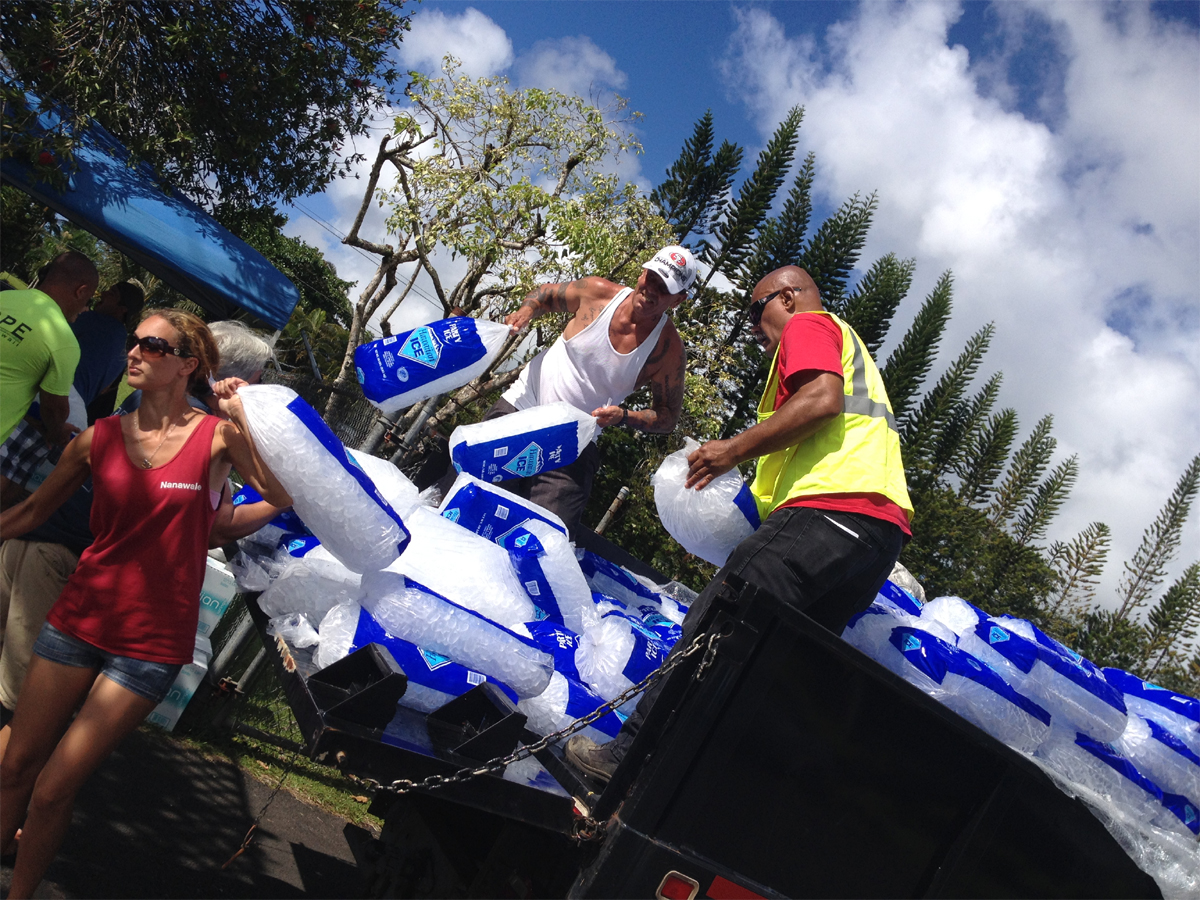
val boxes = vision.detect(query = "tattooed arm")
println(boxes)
[504,277,617,333]
[595,324,686,433]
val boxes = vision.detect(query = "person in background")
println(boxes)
[80,282,146,422]
[0,309,290,898]
[0,252,96,445]
[0,281,144,510]
[118,317,274,416]
[437,245,695,537]
[566,265,913,784]
[0,317,282,742]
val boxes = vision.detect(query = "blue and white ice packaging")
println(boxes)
[651,437,760,567]
[876,579,925,616]
[886,626,1052,753]
[355,316,510,414]
[1115,713,1200,803]
[518,671,625,740]
[236,385,410,574]
[524,620,583,682]
[232,483,309,535]
[359,568,552,698]
[448,401,597,483]
[993,616,1128,742]
[439,471,567,542]
[1104,667,1199,754]
[576,609,670,703]
[350,603,517,712]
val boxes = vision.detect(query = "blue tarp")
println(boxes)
[1,92,299,330]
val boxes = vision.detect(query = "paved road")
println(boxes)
[1,729,364,898]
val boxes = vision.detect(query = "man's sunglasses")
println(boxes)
[128,335,191,358]
[748,289,786,327]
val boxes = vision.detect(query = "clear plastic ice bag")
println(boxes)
[651,437,760,567]
[236,385,410,573]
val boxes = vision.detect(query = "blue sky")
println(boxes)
[283,1,1200,604]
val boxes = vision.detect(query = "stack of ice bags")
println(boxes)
[315,599,518,713]
[354,317,510,415]
[448,401,597,483]
[498,520,596,634]
[1105,667,1200,756]
[236,385,410,573]
[438,471,567,542]
[358,569,552,698]
[651,437,760,567]
[391,506,534,627]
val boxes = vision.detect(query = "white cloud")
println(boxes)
[721,1,1200,604]
[400,7,513,78]
[515,35,628,97]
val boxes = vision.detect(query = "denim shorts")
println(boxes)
[33,622,183,704]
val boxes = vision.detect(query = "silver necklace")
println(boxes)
[136,410,189,469]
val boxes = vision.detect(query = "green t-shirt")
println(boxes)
[0,288,81,442]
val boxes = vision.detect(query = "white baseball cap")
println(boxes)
[642,245,698,295]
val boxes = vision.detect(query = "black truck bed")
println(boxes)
[248,578,1161,898]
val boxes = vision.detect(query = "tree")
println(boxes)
[326,60,674,422]
[582,109,1084,608]
[1,0,410,208]
[1068,455,1200,690]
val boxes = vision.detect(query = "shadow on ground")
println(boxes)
[1,729,363,898]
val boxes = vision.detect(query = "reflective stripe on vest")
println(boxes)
[843,327,899,432]
[749,311,913,522]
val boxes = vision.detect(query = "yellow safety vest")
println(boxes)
[749,311,914,523]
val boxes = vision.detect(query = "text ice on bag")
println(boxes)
[355,317,510,414]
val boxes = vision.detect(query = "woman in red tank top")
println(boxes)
[0,310,290,898]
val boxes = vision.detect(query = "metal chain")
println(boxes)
[344,627,727,812]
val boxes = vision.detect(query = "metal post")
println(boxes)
[595,486,630,535]
[208,614,257,684]
[389,395,440,465]
[299,329,323,381]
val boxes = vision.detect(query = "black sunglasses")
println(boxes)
[748,289,786,326]
[128,335,191,358]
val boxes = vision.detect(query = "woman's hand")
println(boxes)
[213,377,249,419]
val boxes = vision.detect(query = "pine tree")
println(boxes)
[1140,562,1200,679]
[1113,453,1200,621]
[880,274,954,422]
[1046,521,1112,620]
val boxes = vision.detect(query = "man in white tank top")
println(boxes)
[449,245,696,536]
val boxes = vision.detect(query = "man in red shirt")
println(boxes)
[567,265,912,784]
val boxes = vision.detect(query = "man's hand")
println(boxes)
[591,405,625,428]
[505,305,535,334]
[686,439,741,490]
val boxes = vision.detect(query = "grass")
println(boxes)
[154,609,384,833]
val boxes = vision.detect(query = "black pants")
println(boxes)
[610,505,904,752]
[435,398,601,540]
